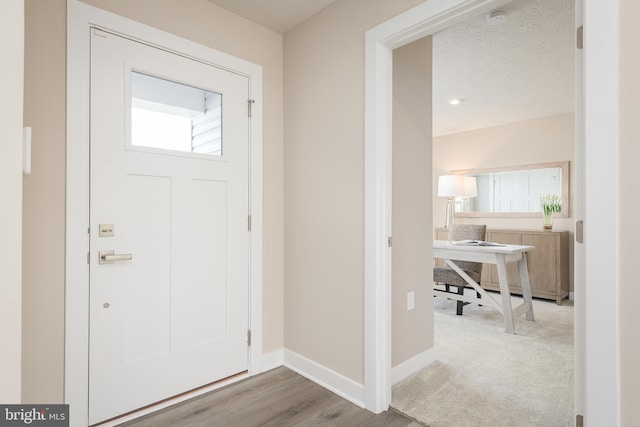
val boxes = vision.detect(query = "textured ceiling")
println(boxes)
[205,0,575,137]
[432,0,575,136]
[205,0,340,34]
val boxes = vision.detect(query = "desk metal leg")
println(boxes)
[495,254,516,334]
[441,260,503,314]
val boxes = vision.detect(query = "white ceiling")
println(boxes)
[432,0,575,136]
[205,0,340,34]
[205,0,575,137]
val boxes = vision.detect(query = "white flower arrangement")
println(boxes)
[540,194,561,229]
[540,194,562,216]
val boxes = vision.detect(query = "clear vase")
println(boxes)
[543,212,553,230]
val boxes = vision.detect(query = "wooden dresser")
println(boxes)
[435,228,570,304]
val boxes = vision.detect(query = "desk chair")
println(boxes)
[434,224,487,315]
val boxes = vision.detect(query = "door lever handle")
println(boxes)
[99,250,133,264]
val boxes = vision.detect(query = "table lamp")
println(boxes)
[438,175,465,228]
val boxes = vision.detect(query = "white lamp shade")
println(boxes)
[437,175,465,197]
[464,176,478,197]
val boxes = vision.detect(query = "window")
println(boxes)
[131,71,222,156]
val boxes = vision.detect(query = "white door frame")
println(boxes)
[572,0,586,419]
[581,0,620,424]
[65,2,263,426]
[364,0,620,425]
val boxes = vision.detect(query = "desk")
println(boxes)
[433,240,535,334]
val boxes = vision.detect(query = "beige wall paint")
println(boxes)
[0,0,24,403]
[22,0,284,401]
[22,0,66,403]
[392,37,433,366]
[433,113,575,290]
[283,0,424,383]
[619,0,640,424]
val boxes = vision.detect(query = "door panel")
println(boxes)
[123,174,172,362]
[89,29,249,424]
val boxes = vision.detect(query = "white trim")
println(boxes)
[391,349,437,385]
[283,349,366,408]
[363,0,511,413]
[0,0,24,404]
[583,0,620,424]
[65,2,263,426]
[364,0,620,421]
[262,349,284,372]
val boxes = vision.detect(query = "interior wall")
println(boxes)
[283,0,423,384]
[22,0,66,403]
[392,37,433,367]
[619,0,640,424]
[0,0,24,404]
[22,0,284,401]
[433,112,575,230]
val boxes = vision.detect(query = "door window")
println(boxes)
[130,71,222,156]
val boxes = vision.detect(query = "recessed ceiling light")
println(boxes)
[449,98,463,105]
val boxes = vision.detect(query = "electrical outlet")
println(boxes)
[407,291,415,311]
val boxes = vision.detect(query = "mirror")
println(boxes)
[452,161,569,218]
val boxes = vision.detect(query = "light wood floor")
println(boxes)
[119,367,423,427]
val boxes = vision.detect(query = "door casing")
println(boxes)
[364,0,619,425]
[65,2,263,426]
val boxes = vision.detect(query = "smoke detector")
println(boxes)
[486,8,510,25]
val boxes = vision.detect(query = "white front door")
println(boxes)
[89,29,250,424]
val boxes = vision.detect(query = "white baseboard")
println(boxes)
[283,349,365,408]
[262,349,284,372]
[391,348,437,385]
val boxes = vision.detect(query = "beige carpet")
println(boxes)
[392,295,574,427]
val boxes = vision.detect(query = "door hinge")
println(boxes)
[87,252,90,264]
[248,99,255,117]
[575,220,584,243]
[248,215,252,232]
[576,25,583,50]
[247,330,252,346]
[388,236,392,247]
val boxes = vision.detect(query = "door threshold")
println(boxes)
[93,371,249,426]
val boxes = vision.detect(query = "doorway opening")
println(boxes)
[390,3,575,424]
[364,0,600,422]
